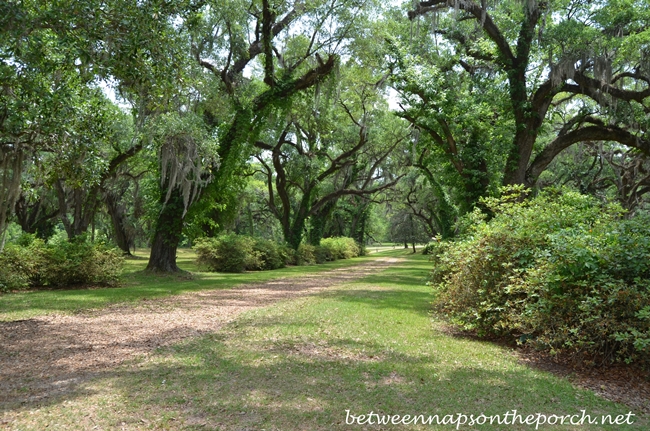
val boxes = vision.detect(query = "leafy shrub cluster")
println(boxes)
[0,235,123,292]
[319,237,360,261]
[430,186,650,367]
[194,234,360,272]
[194,234,292,272]
[421,240,441,255]
[295,244,317,265]
[295,237,360,264]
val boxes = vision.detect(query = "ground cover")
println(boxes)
[0,248,389,322]
[1,251,647,430]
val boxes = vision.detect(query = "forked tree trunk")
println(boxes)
[105,192,133,255]
[146,187,184,272]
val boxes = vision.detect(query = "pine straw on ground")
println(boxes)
[437,323,650,414]
[0,258,399,409]
[517,349,650,415]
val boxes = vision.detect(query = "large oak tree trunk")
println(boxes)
[146,187,184,272]
[105,192,133,255]
[503,130,538,186]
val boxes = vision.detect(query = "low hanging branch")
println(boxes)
[527,123,650,182]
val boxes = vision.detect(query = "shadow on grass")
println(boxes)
[0,256,386,321]
[4,325,642,430]
[113,330,650,430]
[3,253,644,430]
[319,289,433,316]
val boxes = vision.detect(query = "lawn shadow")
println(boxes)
[80,326,648,430]
[319,288,434,316]
[3,254,646,430]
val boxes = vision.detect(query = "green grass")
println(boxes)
[4,252,647,430]
[0,248,405,322]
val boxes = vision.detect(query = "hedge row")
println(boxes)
[429,187,650,368]
[0,235,123,292]
[194,234,360,273]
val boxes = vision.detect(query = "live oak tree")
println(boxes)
[1,0,195,249]
[0,1,86,246]
[145,110,219,272]
[394,168,456,238]
[406,0,650,187]
[48,91,141,239]
[543,142,650,215]
[252,64,407,249]
[172,0,375,246]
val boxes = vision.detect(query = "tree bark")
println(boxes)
[146,187,184,272]
[105,191,133,255]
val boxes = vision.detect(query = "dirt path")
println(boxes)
[0,257,400,408]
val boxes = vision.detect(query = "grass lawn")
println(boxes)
[0,248,398,322]
[2,251,646,430]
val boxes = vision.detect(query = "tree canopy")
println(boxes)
[1,0,649,269]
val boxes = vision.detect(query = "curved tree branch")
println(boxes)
[527,125,650,185]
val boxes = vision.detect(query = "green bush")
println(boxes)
[0,244,38,291]
[521,218,650,366]
[194,234,255,273]
[195,234,294,272]
[431,186,650,367]
[250,238,286,270]
[195,235,361,271]
[40,238,123,287]
[278,243,296,266]
[314,244,332,263]
[296,244,316,265]
[421,240,442,255]
[0,237,123,292]
[319,237,360,260]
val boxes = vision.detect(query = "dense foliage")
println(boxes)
[0,235,123,292]
[1,1,650,376]
[429,187,650,367]
[194,234,360,272]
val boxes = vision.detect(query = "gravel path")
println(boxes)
[0,258,400,408]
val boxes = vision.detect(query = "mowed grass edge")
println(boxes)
[0,247,405,321]
[3,252,647,430]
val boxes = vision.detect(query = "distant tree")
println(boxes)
[253,69,407,249]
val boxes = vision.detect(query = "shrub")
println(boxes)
[431,187,650,367]
[194,234,255,273]
[278,243,296,266]
[195,235,361,271]
[296,244,316,265]
[314,244,332,263]
[250,238,286,270]
[520,218,650,366]
[421,240,443,255]
[319,237,360,260]
[195,235,294,272]
[0,237,123,292]
[0,244,37,291]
